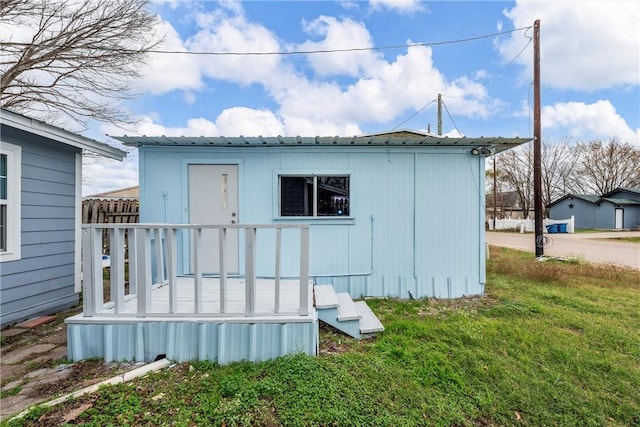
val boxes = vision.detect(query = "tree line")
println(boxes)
[488,138,640,218]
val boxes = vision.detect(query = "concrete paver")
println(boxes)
[16,316,56,329]
[0,329,28,339]
[1,343,57,365]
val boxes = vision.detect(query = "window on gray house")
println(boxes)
[0,154,7,251]
[280,175,350,217]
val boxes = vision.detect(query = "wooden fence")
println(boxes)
[82,198,139,255]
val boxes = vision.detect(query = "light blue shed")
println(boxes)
[0,109,125,328]
[117,131,529,300]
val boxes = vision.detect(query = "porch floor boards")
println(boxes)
[68,278,315,324]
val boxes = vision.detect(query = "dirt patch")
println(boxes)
[0,305,137,421]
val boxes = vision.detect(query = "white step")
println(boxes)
[355,301,384,334]
[337,293,361,321]
[314,284,339,309]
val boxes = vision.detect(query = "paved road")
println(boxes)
[486,231,640,270]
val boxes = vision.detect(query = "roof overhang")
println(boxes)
[1,109,125,161]
[114,135,531,154]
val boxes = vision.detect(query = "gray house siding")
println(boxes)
[624,207,640,229]
[1,125,79,327]
[550,197,596,229]
[594,201,616,229]
[550,189,640,230]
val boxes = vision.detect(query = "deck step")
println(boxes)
[336,293,361,321]
[355,301,385,334]
[314,284,339,309]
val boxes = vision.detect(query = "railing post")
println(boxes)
[299,226,310,316]
[194,228,203,313]
[154,228,165,285]
[82,227,95,317]
[136,228,152,317]
[110,228,125,313]
[245,227,257,316]
[165,227,178,313]
[219,227,227,313]
[90,227,104,314]
[274,227,281,313]
[128,228,137,295]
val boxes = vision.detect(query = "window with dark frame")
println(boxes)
[280,175,350,217]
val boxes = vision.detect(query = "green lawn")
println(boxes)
[6,248,640,426]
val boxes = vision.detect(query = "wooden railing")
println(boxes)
[81,224,310,318]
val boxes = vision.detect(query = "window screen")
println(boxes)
[280,175,349,217]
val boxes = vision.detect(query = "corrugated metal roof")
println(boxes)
[113,135,531,153]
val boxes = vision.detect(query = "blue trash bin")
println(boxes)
[546,224,558,234]
[558,223,567,233]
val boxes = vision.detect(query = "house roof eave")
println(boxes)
[1,108,126,161]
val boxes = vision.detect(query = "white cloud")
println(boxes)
[282,116,362,137]
[278,44,497,128]
[215,107,285,135]
[187,13,284,86]
[137,19,203,94]
[137,4,502,134]
[370,0,425,13]
[542,100,640,144]
[498,0,640,90]
[83,153,138,196]
[299,16,382,77]
[103,107,286,137]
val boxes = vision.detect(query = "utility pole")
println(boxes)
[437,93,442,135]
[533,19,543,257]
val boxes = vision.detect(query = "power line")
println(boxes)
[442,36,532,100]
[441,98,462,136]
[2,26,532,56]
[391,33,532,130]
[391,99,436,130]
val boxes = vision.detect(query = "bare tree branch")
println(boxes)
[568,138,640,195]
[1,0,162,126]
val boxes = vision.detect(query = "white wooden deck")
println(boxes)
[67,224,318,363]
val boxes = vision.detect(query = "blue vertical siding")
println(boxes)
[1,126,79,327]
[67,320,318,363]
[139,145,486,298]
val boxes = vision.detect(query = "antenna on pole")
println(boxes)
[533,19,544,257]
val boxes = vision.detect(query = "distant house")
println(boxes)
[0,109,125,328]
[485,190,534,220]
[549,188,640,230]
[86,185,139,199]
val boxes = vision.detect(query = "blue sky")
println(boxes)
[79,0,639,194]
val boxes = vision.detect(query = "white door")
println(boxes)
[188,164,239,273]
[615,208,623,229]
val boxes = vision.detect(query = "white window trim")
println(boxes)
[74,153,82,292]
[0,141,22,262]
